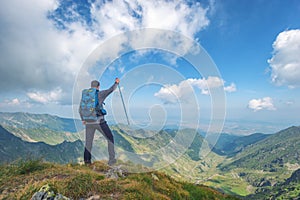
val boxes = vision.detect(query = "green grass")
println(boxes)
[203,174,252,196]
[0,159,240,200]
[0,158,53,191]
[183,182,240,200]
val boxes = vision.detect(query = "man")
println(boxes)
[80,78,120,166]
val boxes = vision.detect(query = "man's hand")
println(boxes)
[115,78,120,84]
[82,121,86,125]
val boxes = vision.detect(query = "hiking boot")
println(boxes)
[108,158,117,166]
[84,160,92,165]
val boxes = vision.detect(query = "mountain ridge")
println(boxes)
[210,132,270,157]
[220,126,300,171]
[0,112,83,132]
[0,112,83,145]
[0,112,299,198]
[0,125,83,164]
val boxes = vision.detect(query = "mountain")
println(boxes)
[0,112,83,144]
[110,127,216,166]
[179,126,300,197]
[0,125,83,164]
[209,133,270,156]
[1,112,299,198]
[247,168,300,199]
[213,126,300,198]
[220,126,300,172]
[0,160,239,200]
[0,112,82,132]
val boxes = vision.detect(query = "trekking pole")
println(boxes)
[118,84,130,125]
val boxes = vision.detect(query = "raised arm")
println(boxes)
[98,78,120,103]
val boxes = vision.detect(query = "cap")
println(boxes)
[91,80,100,87]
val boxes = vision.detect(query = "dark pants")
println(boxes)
[84,120,115,163]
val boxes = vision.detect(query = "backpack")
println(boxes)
[79,88,99,122]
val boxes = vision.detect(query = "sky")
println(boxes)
[0,0,299,134]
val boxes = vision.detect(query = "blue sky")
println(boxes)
[0,0,299,134]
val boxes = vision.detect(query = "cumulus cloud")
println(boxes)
[154,80,194,104]
[224,83,237,92]
[268,29,300,88]
[0,98,32,108]
[6,98,20,106]
[0,0,99,93]
[248,97,276,112]
[27,88,63,104]
[154,77,236,103]
[89,0,210,65]
[187,76,224,94]
[0,0,212,106]
[91,0,209,38]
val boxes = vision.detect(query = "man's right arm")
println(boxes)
[98,78,120,102]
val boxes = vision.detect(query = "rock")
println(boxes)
[258,180,271,187]
[31,184,70,200]
[238,172,246,177]
[269,168,277,172]
[86,195,100,200]
[285,168,300,184]
[105,165,128,179]
[151,173,159,181]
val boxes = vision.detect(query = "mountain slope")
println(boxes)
[2,112,299,198]
[0,112,83,144]
[0,125,83,164]
[0,112,245,196]
[221,126,300,172]
[210,133,270,156]
[247,168,300,199]
[0,160,240,200]
[0,112,82,132]
[3,125,82,145]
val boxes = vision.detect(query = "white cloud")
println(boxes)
[0,98,32,108]
[187,76,236,94]
[248,97,276,112]
[187,76,224,94]
[154,77,236,103]
[224,83,237,92]
[7,98,20,106]
[140,1,209,37]
[0,0,212,107]
[268,29,300,88]
[285,101,294,106]
[27,88,63,104]
[154,80,194,104]
[0,0,99,93]
[90,0,211,63]
[91,0,210,38]
[118,66,125,74]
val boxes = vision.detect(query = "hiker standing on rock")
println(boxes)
[79,78,120,166]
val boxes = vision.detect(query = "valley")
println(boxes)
[0,112,299,199]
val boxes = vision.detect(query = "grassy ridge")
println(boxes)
[0,159,240,200]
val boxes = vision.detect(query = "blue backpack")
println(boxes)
[79,88,99,122]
